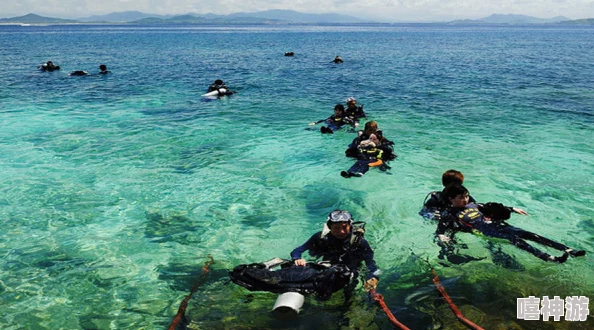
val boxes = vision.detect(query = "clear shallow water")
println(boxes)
[1,24,593,329]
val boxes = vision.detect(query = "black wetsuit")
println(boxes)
[290,231,379,281]
[346,105,366,119]
[346,134,396,160]
[39,63,60,72]
[315,114,354,132]
[207,83,234,96]
[344,144,386,177]
[207,83,226,93]
[437,203,571,262]
[420,191,476,220]
[70,71,88,76]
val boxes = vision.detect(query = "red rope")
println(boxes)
[369,289,411,330]
[430,269,484,330]
[168,255,214,330]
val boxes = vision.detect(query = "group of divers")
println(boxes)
[38,60,110,76]
[214,60,587,320]
[229,171,588,321]
[40,57,587,322]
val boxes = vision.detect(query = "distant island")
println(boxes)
[448,13,570,25]
[1,11,593,25]
[0,10,366,25]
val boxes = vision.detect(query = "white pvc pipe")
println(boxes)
[272,292,305,320]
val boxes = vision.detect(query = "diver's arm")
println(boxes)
[420,192,442,220]
[511,207,528,215]
[290,233,318,265]
[359,240,380,280]
[420,206,440,220]
[435,217,452,242]
[310,115,334,126]
[309,119,327,126]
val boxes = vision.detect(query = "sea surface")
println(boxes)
[1,23,593,329]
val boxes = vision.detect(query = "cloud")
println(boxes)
[1,0,593,21]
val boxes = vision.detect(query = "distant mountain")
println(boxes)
[226,9,364,23]
[1,9,365,24]
[449,13,570,25]
[77,11,171,23]
[134,14,207,24]
[3,11,590,25]
[482,14,569,24]
[557,18,594,25]
[131,14,286,24]
[132,9,362,24]
[0,13,78,23]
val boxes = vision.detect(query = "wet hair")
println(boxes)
[374,129,386,143]
[214,79,224,85]
[443,184,469,201]
[442,169,464,187]
[99,64,107,71]
[334,104,345,113]
[363,121,378,137]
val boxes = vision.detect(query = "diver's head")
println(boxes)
[346,97,357,107]
[444,184,470,207]
[363,121,378,135]
[327,210,353,239]
[334,104,345,116]
[214,79,224,85]
[442,169,464,187]
[99,64,107,71]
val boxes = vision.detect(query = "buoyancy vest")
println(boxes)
[315,222,367,262]
[229,259,352,301]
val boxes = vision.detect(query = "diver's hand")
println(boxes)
[308,122,316,126]
[512,207,528,216]
[294,258,307,266]
[438,234,451,243]
[433,211,441,220]
[364,277,379,292]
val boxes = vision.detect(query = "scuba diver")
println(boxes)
[332,56,344,63]
[345,97,366,123]
[345,121,396,160]
[38,61,60,72]
[69,70,88,76]
[229,210,379,303]
[345,120,378,157]
[436,184,586,263]
[341,132,393,178]
[420,169,477,221]
[98,64,110,74]
[309,104,356,134]
[206,79,235,96]
[291,210,380,298]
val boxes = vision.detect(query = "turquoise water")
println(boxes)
[1,24,593,329]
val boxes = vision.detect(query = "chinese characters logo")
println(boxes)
[517,296,589,321]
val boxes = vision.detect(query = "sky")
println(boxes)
[2,0,594,22]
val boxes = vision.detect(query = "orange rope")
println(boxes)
[430,269,484,330]
[168,255,214,330]
[369,289,411,330]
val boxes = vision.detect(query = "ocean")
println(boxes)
[0,23,593,329]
